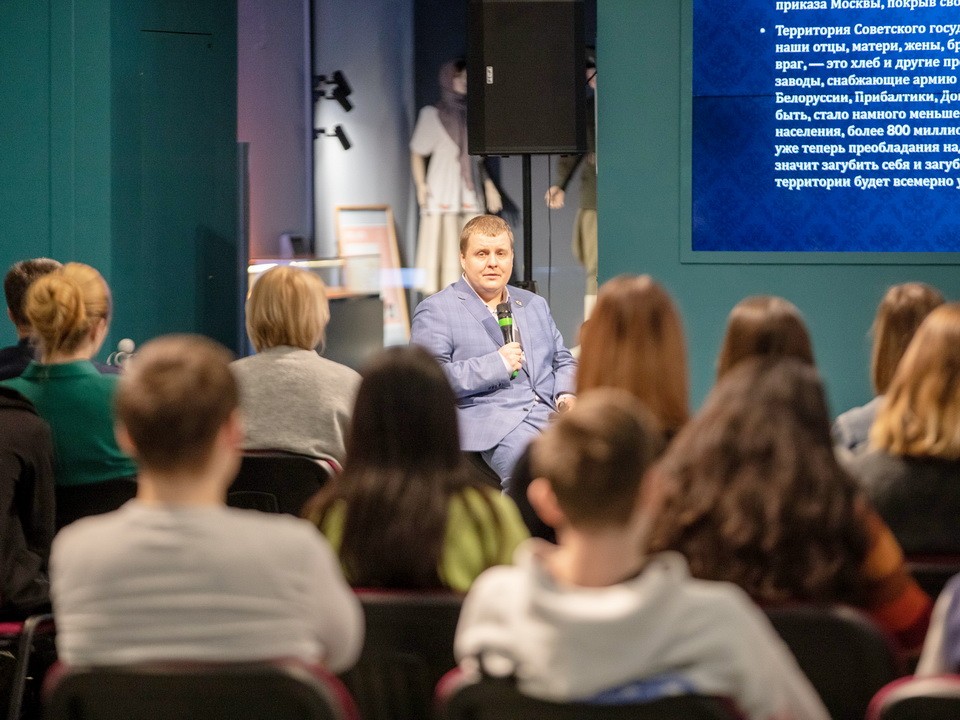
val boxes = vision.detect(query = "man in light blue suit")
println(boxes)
[411,215,577,490]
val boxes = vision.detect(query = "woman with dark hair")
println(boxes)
[833,282,944,455]
[305,345,527,591]
[716,295,814,380]
[648,358,932,654]
[508,275,689,540]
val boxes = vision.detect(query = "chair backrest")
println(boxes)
[340,591,463,720]
[868,675,960,720]
[439,674,741,720]
[55,479,137,529]
[227,452,331,516]
[764,604,905,720]
[42,661,357,720]
[906,555,960,599]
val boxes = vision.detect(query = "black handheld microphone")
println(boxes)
[496,303,519,380]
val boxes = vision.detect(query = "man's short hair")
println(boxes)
[531,389,664,529]
[4,258,62,328]
[459,215,514,255]
[116,334,238,473]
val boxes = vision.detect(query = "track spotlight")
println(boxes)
[313,125,352,150]
[313,71,353,112]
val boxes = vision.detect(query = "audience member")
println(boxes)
[411,215,577,491]
[847,303,960,555]
[508,274,688,541]
[0,258,62,380]
[0,386,55,618]
[716,295,813,379]
[648,358,932,654]
[455,389,828,720]
[0,263,136,528]
[834,282,944,455]
[305,345,528,592]
[51,334,363,669]
[232,265,359,465]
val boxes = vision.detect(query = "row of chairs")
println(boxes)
[0,596,921,720]
[33,659,960,720]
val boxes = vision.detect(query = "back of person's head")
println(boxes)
[459,214,513,254]
[346,344,462,472]
[4,258,62,331]
[649,357,867,603]
[25,262,111,357]
[245,265,330,352]
[305,345,499,589]
[871,303,960,459]
[116,334,238,473]
[576,275,689,435]
[871,282,944,396]
[716,295,814,380]
[531,388,665,530]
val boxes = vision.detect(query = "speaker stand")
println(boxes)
[513,154,538,294]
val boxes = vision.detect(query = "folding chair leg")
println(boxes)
[6,614,53,720]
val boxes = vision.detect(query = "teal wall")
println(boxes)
[596,0,960,415]
[0,0,238,354]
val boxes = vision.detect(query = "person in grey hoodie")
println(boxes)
[455,389,828,720]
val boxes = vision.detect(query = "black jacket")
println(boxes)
[0,386,55,615]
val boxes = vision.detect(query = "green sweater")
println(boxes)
[320,487,529,592]
[1,361,136,486]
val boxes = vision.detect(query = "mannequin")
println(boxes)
[411,59,502,295]
[545,55,598,319]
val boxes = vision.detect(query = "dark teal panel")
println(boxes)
[597,0,960,414]
[110,4,239,352]
[0,2,53,347]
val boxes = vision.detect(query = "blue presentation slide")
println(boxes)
[693,0,960,252]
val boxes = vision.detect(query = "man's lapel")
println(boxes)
[455,277,504,349]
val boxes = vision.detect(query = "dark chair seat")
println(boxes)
[868,674,960,720]
[438,673,741,720]
[906,555,960,600]
[764,604,906,720]
[340,590,463,720]
[227,452,332,516]
[41,660,358,720]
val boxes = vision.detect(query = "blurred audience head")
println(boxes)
[650,357,867,603]
[872,303,960,459]
[716,295,813,380]
[4,258,62,335]
[304,345,493,589]
[530,388,664,531]
[26,262,111,360]
[577,275,689,436]
[870,282,944,396]
[246,265,330,353]
[116,334,239,476]
[347,344,461,473]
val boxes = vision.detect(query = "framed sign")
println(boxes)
[335,205,409,344]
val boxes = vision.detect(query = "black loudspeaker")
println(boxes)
[468,0,586,155]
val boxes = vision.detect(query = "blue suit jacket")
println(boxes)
[411,278,577,452]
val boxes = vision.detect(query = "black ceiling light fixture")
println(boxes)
[313,71,353,112]
[313,125,351,151]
